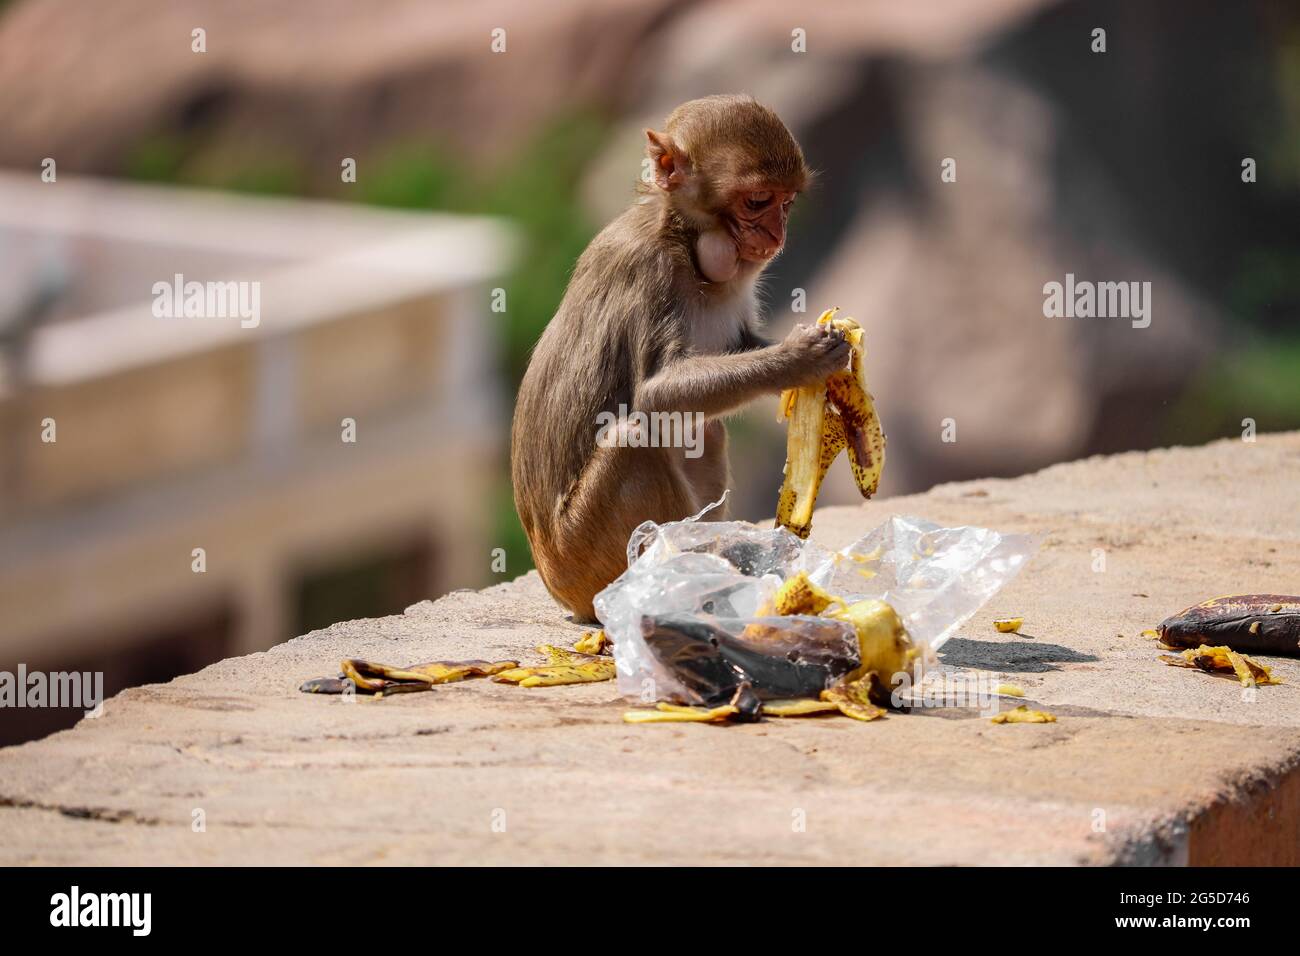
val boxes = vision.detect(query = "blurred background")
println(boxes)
[1,0,1297,743]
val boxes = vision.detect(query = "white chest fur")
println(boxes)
[689,282,755,355]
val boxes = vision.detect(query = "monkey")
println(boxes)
[511,95,849,622]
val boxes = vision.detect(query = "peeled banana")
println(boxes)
[775,308,885,539]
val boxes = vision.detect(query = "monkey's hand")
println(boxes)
[779,323,851,386]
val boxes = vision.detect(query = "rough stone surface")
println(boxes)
[2,434,1299,865]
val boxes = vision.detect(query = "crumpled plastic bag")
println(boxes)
[594,504,1037,705]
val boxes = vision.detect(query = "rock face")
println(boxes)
[2,433,1298,865]
[0,0,675,174]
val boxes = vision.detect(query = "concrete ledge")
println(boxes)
[2,434,1299,865]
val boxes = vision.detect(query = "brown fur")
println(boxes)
[511,96,841,621]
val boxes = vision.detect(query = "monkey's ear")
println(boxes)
[645,129,687,191]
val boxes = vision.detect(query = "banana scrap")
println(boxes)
[1159,644,1282,688]
[299,636,617,698]
[820,675,887,721]
[761,698,841,717]
[767,570,841,616]
[622,702,740,724]
[775,308,885,539]
[574,629,612,655]
[991,705,1057,724]
[300,658,520,696]
[994,618,1023,633]
[489,643,617,687]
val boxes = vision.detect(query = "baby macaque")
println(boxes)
[511,95,848,621]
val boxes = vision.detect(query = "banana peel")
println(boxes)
[623,703,739,724]
[298,641,621,697]
[825,598,917,686]
[301,657,520,696]
[775,308,885,539]
[492,644,617,686]
[820,674,887,721]
[761,698,841,717]
[765,570,842,616]
[574,629,612,655]
[993,702,1055,723]
[494,660,617,687]
[1159,643,1282,687]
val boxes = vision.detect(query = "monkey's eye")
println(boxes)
[745,192,773,210]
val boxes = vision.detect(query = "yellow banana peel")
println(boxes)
[825,598,916,685]
[991,705,1057,724]
[765,570,842,616]
[493,649,617,687]
[1159,644,1281,687]
[622,703,739,723]
[574,629,612,655]
[775,308,885,539]
[761,698,841,717]
[820,675,887,721]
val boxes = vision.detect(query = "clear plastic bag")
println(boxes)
[594,504,1037,705]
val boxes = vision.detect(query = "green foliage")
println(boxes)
[359,110,607,386]
[357,144,469,212]
[1228,247,1300,327]
[124,133,304,196]
[1167,338,1300,443]
[122,134,189,182]
[354,110,612,576]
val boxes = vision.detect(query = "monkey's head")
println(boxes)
[645,95,810,283]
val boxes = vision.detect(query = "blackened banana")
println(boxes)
[1158,595,1300,657]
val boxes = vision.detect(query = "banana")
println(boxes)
[761,575,917,690]
[1157,595,1300,657]
[775,308,885,539]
